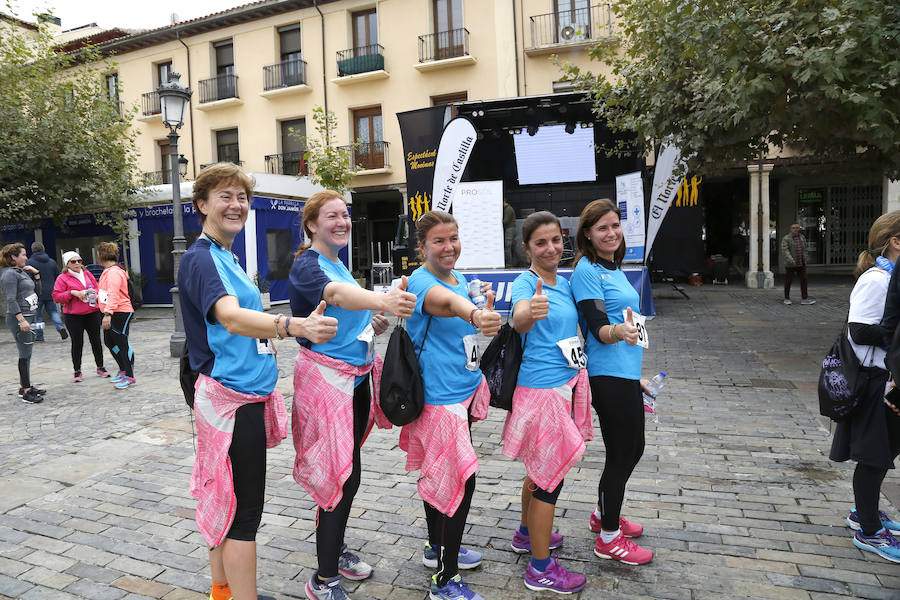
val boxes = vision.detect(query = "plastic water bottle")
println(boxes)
[468,278,486,309]
[643,371,666,422]
[88,284,96,307]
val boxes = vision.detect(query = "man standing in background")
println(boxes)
[504,200,517,267]
[781,223,815,305]
[26,242,68,341]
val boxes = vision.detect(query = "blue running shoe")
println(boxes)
[853,528,900,563]
[109,371,126,383]
[423,544,482,569]
[846,508,900,535]
[429,574,484,600]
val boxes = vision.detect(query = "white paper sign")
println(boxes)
[623,309,649,349]
[616,171,646,263]
[453,181,505,269]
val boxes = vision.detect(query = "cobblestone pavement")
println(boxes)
[0,279,897,600]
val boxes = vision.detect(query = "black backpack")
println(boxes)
[179,341,199,409]
[480,321,525,411]
[379,317,431,426]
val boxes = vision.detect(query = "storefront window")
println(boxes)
[265,228,293,280]
[797,184,881,265]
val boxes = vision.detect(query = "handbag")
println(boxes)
[480,320,526,412]
[818,324,873,422]
[379,316,431,426]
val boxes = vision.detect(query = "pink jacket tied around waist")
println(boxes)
[291,345,387,511]
[191,374,287,548]
[399,377,490,517]
[502,369,593,493]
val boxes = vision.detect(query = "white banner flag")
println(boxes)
[432,117,477,213]
[645,143,688,258]
[616,171,646,263]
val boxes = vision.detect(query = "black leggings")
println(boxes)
[425,475,476,586]
[103,312,134,377]
[64,312,104,372]
[854,430,900,535]
[316,376,370,578]
[590,375,645,531]
[226,402,267,541]
[532,479,564,505]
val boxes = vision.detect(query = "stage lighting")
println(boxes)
[527,124,539,136]
[564,120,576,134]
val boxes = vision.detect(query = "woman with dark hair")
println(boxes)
[179,163,338,600]
[401,210,500,600]
[830,211,900,562]
[503,211,591,593]
[1,242,44,404]
[570,198,654,565]
[289,190,416,600]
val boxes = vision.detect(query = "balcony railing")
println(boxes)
[200,160,244,171]
[418,28,470,62]
[340,141,389,171]
[263,58,308,90]
[265,152,308,176]
[199,74,239,103]
[336,44,385,76]
[529,5,612,49]
[141,91,160,116]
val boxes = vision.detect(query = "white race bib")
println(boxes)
[557,336,587,369]
[622,309,649,348]
[24,293,38,311]
[256,338,275,355]
[98,289,109,305]
[357,324,376,362]
[463,334,481,371]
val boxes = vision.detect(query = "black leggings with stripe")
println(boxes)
[103,312,134,377]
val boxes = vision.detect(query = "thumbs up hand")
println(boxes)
[530,278,549,322]
[475,291,501,338]
[299,300,338,344]
[384,275,416,319]
[619,306,639,346]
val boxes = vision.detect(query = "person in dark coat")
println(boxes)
[25,242,67,341]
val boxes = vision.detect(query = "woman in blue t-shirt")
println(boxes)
[503,211,589,594]
[401,210,500,600]
[288,190,416,600]
[570,198,654,566]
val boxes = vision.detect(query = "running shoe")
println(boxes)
[21,389,44,404]
[59,327,69,340]
[801,298,817,305]
[510,529,563,553]
[305,574,350,600]
[589,513,643,538]
[72,371,83,383]
[337,544,372,580]
[109,371,126,383]
[429,574,484,600]
[853,528,900,563]
[96,367,111,377]
[846,508,900,535]
[19,387,46,397]
[114,377,136,390]
[593,531,652,565]
[523,557,585,594]
[423,544,482,569]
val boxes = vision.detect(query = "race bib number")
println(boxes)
[357,324,376,362]
[98,289,109,305]
[256,338,275,355]
[622,309,649,348]
[463,334,481,371]
[557,336,587,369]
[24,293,38,311]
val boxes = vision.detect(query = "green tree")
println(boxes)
[0,6,141,225]
[295,106,359,194]
[563,0,900,177]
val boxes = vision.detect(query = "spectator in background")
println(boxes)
[504,200,517,267]
[781,223,815,305]
[97,242,136,390]
[26,242,67,341]
[1,243,45,404]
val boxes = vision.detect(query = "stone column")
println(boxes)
[746,163,775,288]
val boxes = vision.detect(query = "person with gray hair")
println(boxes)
[26,241,67,341]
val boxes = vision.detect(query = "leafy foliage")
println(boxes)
[0,5,141,225]
[296,106,359,194]
[562,0,900,177]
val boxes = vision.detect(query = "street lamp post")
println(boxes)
[158,72,193,357]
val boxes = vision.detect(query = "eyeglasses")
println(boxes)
[69,259,82,264]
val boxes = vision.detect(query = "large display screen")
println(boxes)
[513,124,597,185]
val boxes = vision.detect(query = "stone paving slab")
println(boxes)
[0,279,897,599]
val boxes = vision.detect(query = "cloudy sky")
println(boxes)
[10,0,252,30]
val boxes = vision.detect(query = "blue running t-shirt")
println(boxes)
[407,265,482,405]
[178,237,278,396]
[570,256,643,380]
[511,270,581,389]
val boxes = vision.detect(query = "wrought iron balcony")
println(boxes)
[339,141,390,171]
[528,4,612,49]
[418,28,470,62]
[336,44,385,76]
[199,74,239,103]
[263,58,307,90]
[265,151,308,176]
[141,91,160,116]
